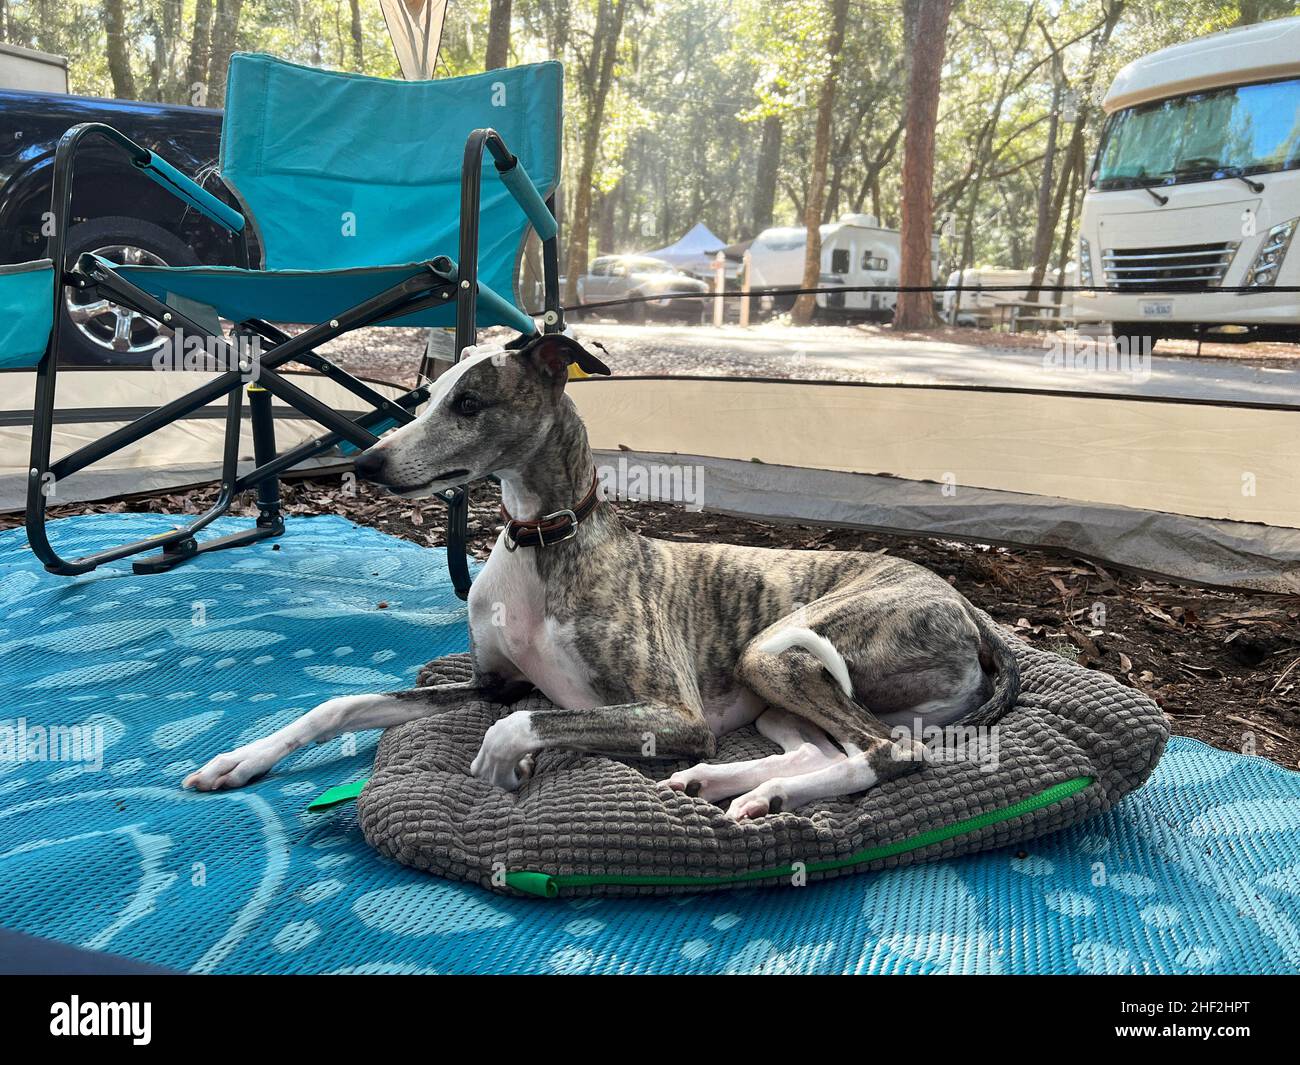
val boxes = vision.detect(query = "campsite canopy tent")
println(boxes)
[638,222,728,277]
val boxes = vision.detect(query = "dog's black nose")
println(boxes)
[353,447,386,482]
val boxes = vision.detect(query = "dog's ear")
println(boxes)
[514,333,611,386]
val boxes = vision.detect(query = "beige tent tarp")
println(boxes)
[571,377,1299,529]
[569,377,1300,592]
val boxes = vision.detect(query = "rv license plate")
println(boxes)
[1141,300,1173,318]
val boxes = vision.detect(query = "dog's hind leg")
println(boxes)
[726,630,925,819]
[725,743,904,820]
[659,708,845,802]
[184,676,516,792]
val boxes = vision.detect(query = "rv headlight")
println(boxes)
[1245,219,1298,289]
[1078,237,1094,287]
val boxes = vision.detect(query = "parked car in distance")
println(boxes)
[0,83,237,364]
[576,255,709,323]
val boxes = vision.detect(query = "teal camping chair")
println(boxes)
[23,52,564,597]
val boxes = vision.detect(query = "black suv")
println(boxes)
[0,87,235,364]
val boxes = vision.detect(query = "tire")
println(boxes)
[58,216,200,366]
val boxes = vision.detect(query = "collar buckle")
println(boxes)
[536,509,578,547]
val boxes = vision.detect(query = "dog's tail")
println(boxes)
[756,626,854,699]
[966,610,1021,726]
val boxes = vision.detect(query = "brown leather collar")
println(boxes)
[500,470,600,549]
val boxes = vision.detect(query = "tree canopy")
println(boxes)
[4,0,1297,281]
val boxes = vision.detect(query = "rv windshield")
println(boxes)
[1094,77,1300,190]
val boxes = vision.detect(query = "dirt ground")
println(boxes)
[16,472,1299,772]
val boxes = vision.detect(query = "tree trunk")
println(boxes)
[1026,80,1061,301]
[1026,18,1067,301]
[1054,147,1083,300]
[486,0,513,69]
[104,0,137,100]
[894,0,953,330]
[563,0,629,306]
[791,0,850,326]
[185,0,213,103]
[349,0,365,69]
[1031,2,1124,299]
[750,113,783,237]
[208,0,245,102]
[596,187,617,253]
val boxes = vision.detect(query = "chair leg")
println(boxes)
[248,381,285,533]
[130,382,284,575]
[445,487,471,600]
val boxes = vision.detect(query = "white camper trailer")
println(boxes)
[746,214,939,320]
[0,42,69,93]
[1075,16,1300,342]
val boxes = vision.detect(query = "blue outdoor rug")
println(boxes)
[0,514,1297,974]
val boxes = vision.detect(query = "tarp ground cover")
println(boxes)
[0,514,1297,973]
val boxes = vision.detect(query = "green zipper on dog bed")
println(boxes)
[504,774,1095,898]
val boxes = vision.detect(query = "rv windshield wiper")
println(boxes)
[1221,167,1265,193]
[1098,175,1168,203]
[1130,170,1169,205]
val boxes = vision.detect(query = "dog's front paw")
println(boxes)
[183,739,281,791]
[469,712,538,791]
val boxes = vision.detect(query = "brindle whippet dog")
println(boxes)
[185,333,1018,818]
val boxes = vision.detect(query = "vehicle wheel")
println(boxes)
[58,217,200,366]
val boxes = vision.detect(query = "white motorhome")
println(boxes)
[0,42,69,93]
[1075,16,1300,343]
[747,213,939,320]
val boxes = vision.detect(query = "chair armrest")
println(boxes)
[133,149,246,234]
[493,153,558,242]
[470,128,558,242]
[52,122,245,235]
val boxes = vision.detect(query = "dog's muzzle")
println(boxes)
[353,447,387,482]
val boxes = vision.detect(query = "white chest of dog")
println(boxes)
[467,532,602,712]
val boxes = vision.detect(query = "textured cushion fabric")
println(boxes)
[357,628,1169,898]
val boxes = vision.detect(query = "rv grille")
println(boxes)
[1102,242,1237,291]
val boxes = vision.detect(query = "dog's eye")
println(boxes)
[453,393,482,417]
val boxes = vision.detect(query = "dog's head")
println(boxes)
[353,333,610,497]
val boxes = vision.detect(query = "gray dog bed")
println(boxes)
[348,626,1167,898]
